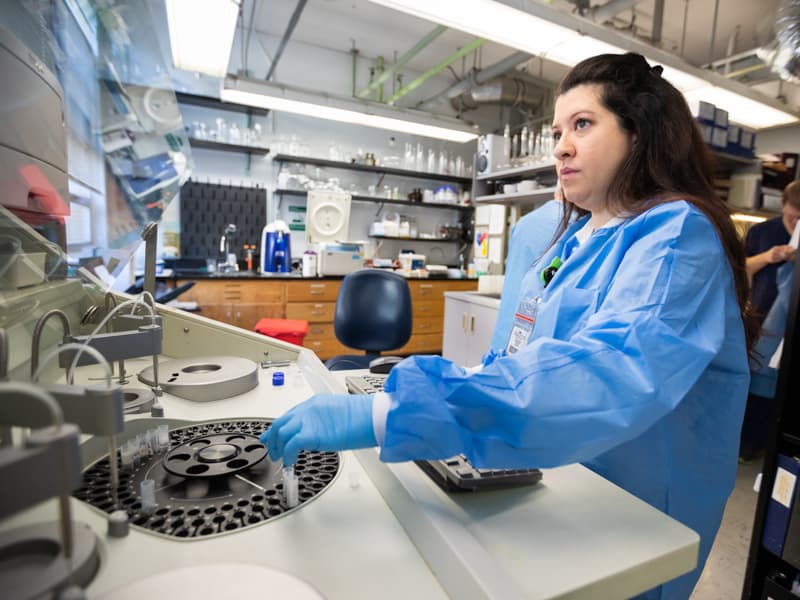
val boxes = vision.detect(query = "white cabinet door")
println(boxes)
[443,295,499,366]
[465,302,499,366]
[442,296,469,365]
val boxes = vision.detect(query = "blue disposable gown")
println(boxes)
[380,200,749,599]
[749,261,793,398]
[490,199,564,350]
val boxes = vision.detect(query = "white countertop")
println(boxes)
[1,307,698,599]
[446,290,502,310]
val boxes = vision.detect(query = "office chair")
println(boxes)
[325,269,412,373]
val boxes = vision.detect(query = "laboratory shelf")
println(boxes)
[368,234,463,243]
[475,186,558,206]
[272,154,472,185]
[176,91,269,116]
[476,159,557,181]
[710,149,759,172]
[274,188,472,211]
[188,138,270,156]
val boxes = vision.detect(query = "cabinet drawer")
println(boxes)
[409,281,442,301]
[409,280,478,302]
[233,280,286,304]
[177,280,285,304]
[305,322,337,341]
[221,281,285,303]
[390,333,442,355]
[286,302,336,322]
[287,280,340,302]
[413,299,444,318]
[303,337,351,360]
[412,316,443,335]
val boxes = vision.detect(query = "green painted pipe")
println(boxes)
[386,38,485,104]
[356,25,447,98]
[376,55,385,102]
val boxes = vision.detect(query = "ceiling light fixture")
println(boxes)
[367,0,799,129]
[166,0,240,77]
[221,77,479,143]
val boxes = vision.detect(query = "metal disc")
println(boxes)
[162,432,267,478]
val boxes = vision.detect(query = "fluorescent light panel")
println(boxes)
[166,0,239,77]
[221,79,478,143]
[368,0,799,129]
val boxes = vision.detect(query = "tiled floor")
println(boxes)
[690,458,763,599]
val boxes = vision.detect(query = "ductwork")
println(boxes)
[450,76,544,111]
[759,0,800,84]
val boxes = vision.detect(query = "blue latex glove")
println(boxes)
[260,394,376,465]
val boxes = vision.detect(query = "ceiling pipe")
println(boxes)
[651,0,664,46]
[417,50,530,110]
[386,38,485,104]
[451,76,544,111]
[357,25,447,98]
[591,0,641,23]
[265,0,307,81]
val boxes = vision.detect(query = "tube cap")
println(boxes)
[272,371,285,386]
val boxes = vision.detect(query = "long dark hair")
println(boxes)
[553,52,758,351]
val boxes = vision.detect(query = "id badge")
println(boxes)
[506,294,541,355]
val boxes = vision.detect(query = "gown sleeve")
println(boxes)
[379,206,742,468]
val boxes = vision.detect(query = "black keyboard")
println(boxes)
[345,374,543,493]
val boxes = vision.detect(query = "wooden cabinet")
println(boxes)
[286,280,349,359]
[391,280,478,356]
[174,277,477,360]
[177,279,285,330]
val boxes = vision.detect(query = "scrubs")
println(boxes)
[376,200,750,599]
[490,199,564,350]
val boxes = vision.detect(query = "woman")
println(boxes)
[264,53,755,599]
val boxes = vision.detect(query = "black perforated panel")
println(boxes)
[179,180,267,259]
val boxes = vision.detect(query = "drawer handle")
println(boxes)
[420,284,433,289]
[470,315,475,333]
[461,313,467,332]
[310,327,324,334]
[310,284,326,288]
[310,290,324,295]
[310,310,324,316]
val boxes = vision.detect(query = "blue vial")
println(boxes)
[272,371,285,386]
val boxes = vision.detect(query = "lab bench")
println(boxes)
[2,296,698,600]
[162,275,478,359]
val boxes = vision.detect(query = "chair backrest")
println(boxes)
[333,269,412,353]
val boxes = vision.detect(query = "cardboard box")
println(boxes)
[696,121,713,144]
[714,107,729,128]
[690,99,716,123]
[711,126,729,149]
[740,128,755,150]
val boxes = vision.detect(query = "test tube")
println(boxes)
[283,466,298,508]
[147,428,159,455]
[140,479,156,514]
[120,442,136,473]
[157,424,169,451]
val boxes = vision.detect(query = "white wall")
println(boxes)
[755,124,800,155]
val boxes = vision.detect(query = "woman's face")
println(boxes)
[552,84,634,216]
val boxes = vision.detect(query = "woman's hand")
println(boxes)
[261,394,376,465]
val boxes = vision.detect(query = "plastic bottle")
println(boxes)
[302,250,318,277]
